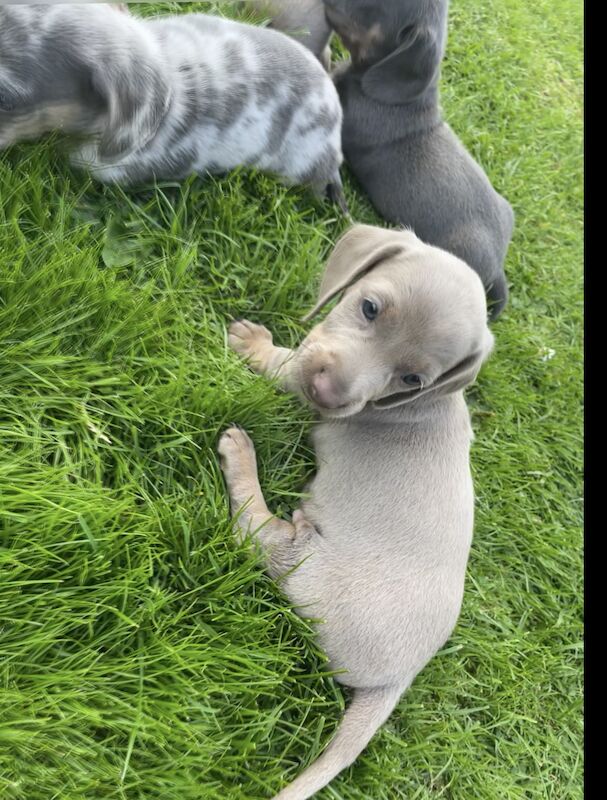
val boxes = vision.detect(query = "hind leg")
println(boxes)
[486,271,509,320]
[309,170,350,217]
[218,427,315,578]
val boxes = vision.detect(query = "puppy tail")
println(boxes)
[487,273,509,321]
[271,685,402,800]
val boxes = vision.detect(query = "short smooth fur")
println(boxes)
[0,4,344,200]
[247,0,333,69]
[219,224,494,798]
[323,0,514,318]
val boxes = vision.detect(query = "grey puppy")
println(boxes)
[0,4,345,203]
[323,0,514,319]
[218,224,494,799]
[246,0,333,69]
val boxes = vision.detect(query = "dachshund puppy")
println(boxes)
[325,0,514,318]
[0,4,345,204]
[219,224,494,798]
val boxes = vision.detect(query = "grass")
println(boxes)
[0,1,582,798]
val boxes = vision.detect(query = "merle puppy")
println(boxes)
[324,0,514,318]
[0,4,345,204]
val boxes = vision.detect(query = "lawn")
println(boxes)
[0,1,583,799]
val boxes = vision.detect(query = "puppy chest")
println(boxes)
[308,427,473,537]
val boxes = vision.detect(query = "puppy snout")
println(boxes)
[308,364,345,409]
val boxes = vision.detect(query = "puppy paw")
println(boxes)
[218,427,257,482]
[228,319,272,369]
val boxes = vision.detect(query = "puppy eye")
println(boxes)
[402,374,422,386]
[362,299,379,321]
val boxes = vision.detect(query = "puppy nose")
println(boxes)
[309,367,344,409]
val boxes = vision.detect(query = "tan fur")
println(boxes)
[219,224,494,799]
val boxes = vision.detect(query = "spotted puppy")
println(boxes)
[219,224,494,799]
[0,4,345,203]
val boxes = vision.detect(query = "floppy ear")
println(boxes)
[90,54,171,161]
[361,25,441,105]
[302,224,414,321]
[373,327,495,409]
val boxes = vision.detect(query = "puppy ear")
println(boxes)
[361,25,440,105]
[430,328,494,396]
[373,328,495,409]
[302,224,414,321]
[90,53,170,161]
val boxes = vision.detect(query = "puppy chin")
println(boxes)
[302,391,368,419]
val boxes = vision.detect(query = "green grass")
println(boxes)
[0,1,582,798]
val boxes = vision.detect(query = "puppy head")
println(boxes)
[324,0,447,104]
[297,224,493,418]
[0,5,169,158]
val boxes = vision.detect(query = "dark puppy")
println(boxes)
[325,0,514,319]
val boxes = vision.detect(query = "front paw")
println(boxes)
[228,319,272,371]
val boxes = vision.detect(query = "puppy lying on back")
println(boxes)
[324,0,514,318]
[219,224,494,799]
[0,4,345,204]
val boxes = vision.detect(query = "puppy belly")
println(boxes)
[80,110,340,187]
